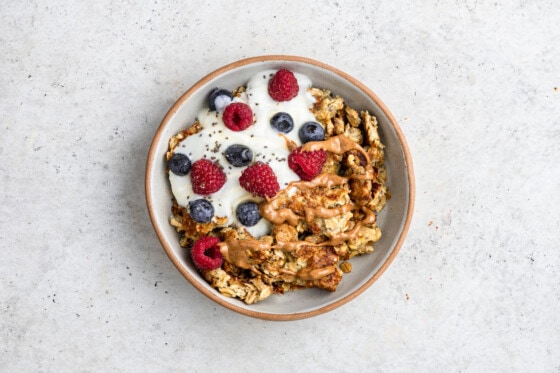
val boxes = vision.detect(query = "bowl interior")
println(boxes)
[146,56,414,320]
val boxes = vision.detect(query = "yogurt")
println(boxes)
[169,70,318,237]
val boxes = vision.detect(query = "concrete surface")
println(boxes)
[1,1,559,372]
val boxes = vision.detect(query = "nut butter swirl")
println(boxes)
[218,237,271,270]
[301,134,370,163]
[218,135,379,281]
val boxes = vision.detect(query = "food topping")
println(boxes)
[235,201,262,227]
[222,102,254,131]
[268,68,299,101]
[239,162,280,198]
[224,144,253,167]
[270,112,294,133]
[299,121,325,143]
[208,88,233,112]
[190,159,226,195]
[168,153,192,176]
[191,236,223,270]
[188,199,214,223]
[287,147,327,181]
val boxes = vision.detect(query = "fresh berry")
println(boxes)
[224,144,253,167]
[191,236,223,270]
[188,199,214,223]
[239,162,280,198]
[288,147,327,181]
[208,88,233,112]
[299,121,325,143]
[168,153,192,176]
[222,102,254,131]
[190,159,226,195]
[270,112,294,133]
[236,201,261,226]
[268,69,299,101]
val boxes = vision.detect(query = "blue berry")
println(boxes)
[224,144,253,167]
[299,121,325,143]
[188,199,214,223]
[168,153,192,176]
[208,88,233,112]
[270,112,294,133]
[236,201,261,227]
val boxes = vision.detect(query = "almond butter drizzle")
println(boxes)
[259,202,299,226]
[304,203,354,222]
[298,266,337,281]
[279,133,298,151]
[220,135,378,281]
[218,238,271,271]
[302,134,371,163]
[270,206,376,251]
[259,173,349,226]
[278,266,337,282]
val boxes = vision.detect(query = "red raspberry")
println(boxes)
[191,236,223,270]
[288,147,327,181]
[239,161,280,198]
[268,69,299,102]
[222,102,254,131]
[190,159,226,195]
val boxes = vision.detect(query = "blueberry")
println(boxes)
[270,112,294,133]
[299,121,325,143]
[208,88,233,112]
[168,153,192,176]
[236,201,261,227]
[224,144,253,167]
[188,199,214,223]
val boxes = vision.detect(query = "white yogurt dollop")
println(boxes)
[169,70,317,237]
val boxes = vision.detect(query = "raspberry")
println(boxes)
[190,159,226,195]
[222,102,254,131]
[288,147,327,181]
[191,236,223,270]
[239,161,280,198]
[268,69,299,102]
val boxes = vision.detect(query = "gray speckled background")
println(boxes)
[1,1,559,372]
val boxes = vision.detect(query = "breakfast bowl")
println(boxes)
[145,55,414,320]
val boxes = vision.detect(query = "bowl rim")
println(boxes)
[145,55,415,321]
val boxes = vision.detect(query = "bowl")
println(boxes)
[145,55,414,320]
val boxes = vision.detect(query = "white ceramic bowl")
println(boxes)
[145,55,415,320]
